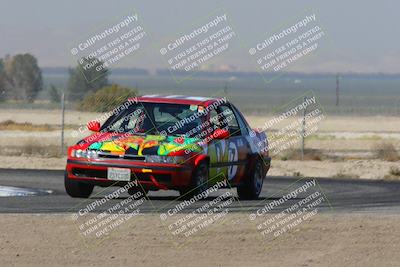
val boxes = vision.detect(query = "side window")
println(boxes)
[219,105,241,136]
[231,104,250,135]
[209,109,223,129]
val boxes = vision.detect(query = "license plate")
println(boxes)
[107,167,131,181]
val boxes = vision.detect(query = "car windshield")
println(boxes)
[100,102,206,136]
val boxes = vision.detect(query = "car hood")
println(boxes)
[75,132,203,156]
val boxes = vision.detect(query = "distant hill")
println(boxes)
[42,67,150,76]
[42,67,400,80]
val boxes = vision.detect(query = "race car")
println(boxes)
[65,95,271,200]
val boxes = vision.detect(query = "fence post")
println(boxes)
[60,93,65,155]
[301,96,307,160]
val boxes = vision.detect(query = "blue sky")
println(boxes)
[0,0,398,73]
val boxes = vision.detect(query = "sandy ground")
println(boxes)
[0,156,397,180]
[1,110,400,151]
[1,109,400,132]
[1,111,399,266]
[0,156,67,170]
[247,115,400,133]
[1,130,399,151]
[270,159,398,179]
[1,111,400,152]
[1,213,399,267]
[0,109,99,126]
[1,110,399,180]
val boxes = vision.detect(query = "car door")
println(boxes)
[207,108,229,183]
[218,105,251,185]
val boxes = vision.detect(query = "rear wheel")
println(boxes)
[237,160,264,200]
[179,162,209,199]
[64,172,94,198]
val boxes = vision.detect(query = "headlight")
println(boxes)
[70,149,98,159]
[87,150,99,159]
[146,155,186,164]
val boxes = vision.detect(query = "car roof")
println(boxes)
[131,95,226,106]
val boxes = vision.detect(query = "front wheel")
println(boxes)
[237,160,264,200]
[179,162,209,199]
[64,172,94,198]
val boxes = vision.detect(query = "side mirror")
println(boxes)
[213,128,230,139]
[87,121,101,132]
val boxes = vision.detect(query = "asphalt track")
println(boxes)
[1,168,400,214]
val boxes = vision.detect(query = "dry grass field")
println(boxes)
[0,109,399,179]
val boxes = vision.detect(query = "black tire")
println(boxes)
[64,172,94,198]
[179,162,209,199]
[237,159,264,200]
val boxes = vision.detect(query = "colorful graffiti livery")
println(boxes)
[65,95,270,200]
[88,134,203,156]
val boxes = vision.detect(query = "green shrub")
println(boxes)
[389,166,400,176]
[49,84,61,103]
[373,142,399,162]
[278,149,323,161]
[79,84,138,112]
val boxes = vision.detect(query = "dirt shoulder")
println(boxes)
[0,155,397,180]
[2,109,399,133]
[1,213,399,266]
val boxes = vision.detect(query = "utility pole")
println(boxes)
[301,96,307,160]
[336,73,340,106]
[223,81,228,96]
[397,99,400,115]
[60,92,65,155]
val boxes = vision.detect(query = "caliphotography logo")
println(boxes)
[157,9,237,83]
[245,9,332,83]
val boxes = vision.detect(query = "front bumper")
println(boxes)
[66,158,193,190]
